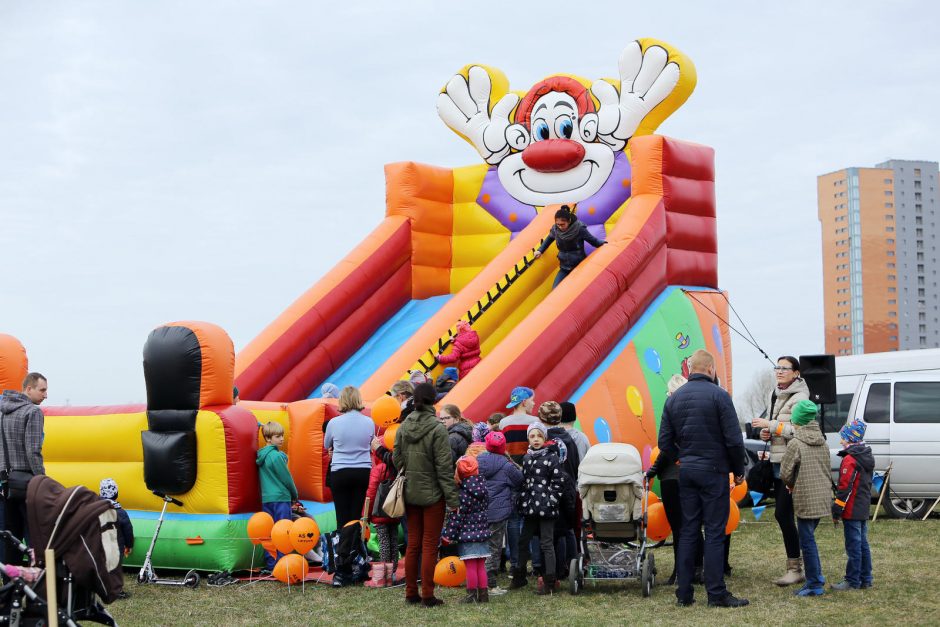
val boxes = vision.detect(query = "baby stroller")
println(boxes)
[570,443,657,597]
[0,475,120,625]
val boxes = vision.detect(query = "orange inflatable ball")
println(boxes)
[646,502,671,542]
[383,424,400,450]
[291,517,320,554]
[272,553,309,584]
[371,395,401,429]
[726,499,741,535]
[646,491,661,507]
[433,556,466,587]
[731,477,748,503]
[271,519,295,555]
[246,511,274,544]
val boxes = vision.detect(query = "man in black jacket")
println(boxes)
[658,350,748,608]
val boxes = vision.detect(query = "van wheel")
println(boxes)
[882,490,930,519]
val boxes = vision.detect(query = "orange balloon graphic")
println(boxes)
[291,517,320,554]
[272,553,309,584]
[371,395,401,428]
[271,519,295,555]
[433,556,466,587]
[383,424,400,450]
[646,502,671,542]
[725,499,740,535]
[246,511,274,544]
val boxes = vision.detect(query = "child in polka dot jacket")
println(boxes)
[510,421,564,594]
[443,455,492,603]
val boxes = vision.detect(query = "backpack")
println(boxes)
[319,523,370,585]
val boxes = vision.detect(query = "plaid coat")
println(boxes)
[780,422,831,519]
[0,391,45,475]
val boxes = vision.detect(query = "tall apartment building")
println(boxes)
[818,160,940,355]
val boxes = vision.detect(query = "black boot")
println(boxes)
[509,568,528,589]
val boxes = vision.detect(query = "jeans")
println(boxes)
[506,510,523,569]
[797,518,824,590]
[404,500,445,600]
[518,517,555,583]
[676,468,729,603]
[552,268,572,289]
[262,502,293,569]
[843,519,872,587]
[773,474,801,559]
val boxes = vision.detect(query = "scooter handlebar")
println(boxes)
[152,491,184,507]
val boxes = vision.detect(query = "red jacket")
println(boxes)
[367,453,398,524]
[438,329,482,379]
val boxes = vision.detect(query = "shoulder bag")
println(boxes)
[0,411,34,501]
[381,465,407,518]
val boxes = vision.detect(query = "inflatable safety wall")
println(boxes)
[27,37,736,572]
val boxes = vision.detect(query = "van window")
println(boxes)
[893,382,940,423]
[863,383,890,423]
[822,393,853,433]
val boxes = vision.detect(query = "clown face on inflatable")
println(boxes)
[437,40,695,209]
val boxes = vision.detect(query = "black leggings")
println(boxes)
[330,467,371,529]
[774,477,801,559]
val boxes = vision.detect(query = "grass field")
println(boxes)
[109,512,940,626]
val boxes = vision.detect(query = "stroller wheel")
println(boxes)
[183,570,200,588]
[568,558,581,595]
[641,553,655,598]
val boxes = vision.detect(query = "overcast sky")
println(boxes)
[2,1,938,405]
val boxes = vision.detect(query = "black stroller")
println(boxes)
[0,475,122,625]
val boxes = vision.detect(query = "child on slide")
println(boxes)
[437,320,482,380]
[534,205,607,288]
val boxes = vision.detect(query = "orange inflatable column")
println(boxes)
[0,334,28,393]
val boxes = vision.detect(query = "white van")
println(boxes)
[822,348,940,519]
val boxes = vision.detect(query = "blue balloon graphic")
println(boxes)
[712,324,723,355]
[593,417,611,443]
[643,347,662,374]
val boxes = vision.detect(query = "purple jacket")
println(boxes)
[477,451,523,523]
[443,474,490,543]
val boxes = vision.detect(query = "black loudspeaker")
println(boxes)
[799,354,837,405]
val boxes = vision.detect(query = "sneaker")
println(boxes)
[830,580,859,591]
[708,593,750,607]
[489,586,509,596]
[794,586,825,597]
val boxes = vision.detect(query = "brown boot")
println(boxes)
[774,558,805,586]
[477,588,489,603]
[461,589,478,603]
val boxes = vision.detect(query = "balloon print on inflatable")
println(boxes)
[626,386,644,417]
[273,553,309,584]
[593,417,611,443]
[383,424,399,450]
[246,511,274,544]
[271,519,295,555]
[646,502,671,541]
[725,499,740,535]
[371,395,401,428]
[291,517,320,554]
[433,556,466,587]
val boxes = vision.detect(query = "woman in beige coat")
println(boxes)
[751,356,810,585]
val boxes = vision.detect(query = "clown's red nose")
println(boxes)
[521,139,585,173]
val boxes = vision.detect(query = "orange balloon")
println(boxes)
[291,517,320,554]
[371,395,401,428]
[272,553,309,584]
[433,556,466,587]
[271,519,295,555]
[383,424,400,450]
[726,499,740,535]
[343,519,370,541]
[646,502,671,542]
[261,538,277,561]
[649,446,660,469]
[246,511,274,545]
[731,478,748,503]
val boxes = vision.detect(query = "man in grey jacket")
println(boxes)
[1,372,47,559]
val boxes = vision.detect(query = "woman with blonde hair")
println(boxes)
[324,385,375,529]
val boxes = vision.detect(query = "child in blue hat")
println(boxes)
[830,417,875,591]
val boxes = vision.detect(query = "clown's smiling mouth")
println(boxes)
[513,160,599,194]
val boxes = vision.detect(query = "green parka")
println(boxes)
[392,407,459,509]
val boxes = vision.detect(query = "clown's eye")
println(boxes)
[556,116,573,139]
[533,121,550,141]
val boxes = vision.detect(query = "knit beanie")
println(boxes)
[472,421,491,443]
[790,400,818,426]
[527,421,547,438]
[539,401,563,425]
[100,478,118,501]
[320,382,339,399]
[485,431,507,456]
[456,455,478,480]
[839,417,867,444]
[560,402,577,424]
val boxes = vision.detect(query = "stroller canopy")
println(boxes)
[578,442,643,487]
